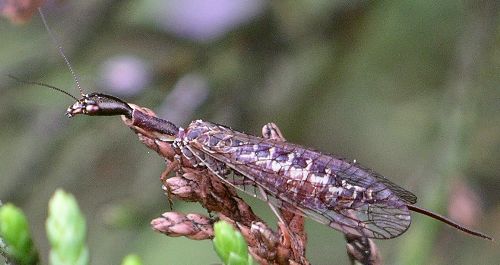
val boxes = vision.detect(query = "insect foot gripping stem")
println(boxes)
[66,93,133,119]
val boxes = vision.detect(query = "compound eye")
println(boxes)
[85,104,100,113]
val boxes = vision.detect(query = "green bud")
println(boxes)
[121,254,143,265]
[46,189,89,265]
[0,203,39,265]
[213,221,255,265]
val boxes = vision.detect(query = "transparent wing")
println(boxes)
[186,145,412,239]
[301,199,412,239]
[336,162,418,205]
[299,153,417,206]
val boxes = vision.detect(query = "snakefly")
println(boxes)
[22,7,492,244]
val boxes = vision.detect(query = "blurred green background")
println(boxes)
[1,0,499,264]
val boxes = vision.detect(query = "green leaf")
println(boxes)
[0,203,39,265]
[46,189,89,265]
[213,221,255,265]
[121,254,143,265]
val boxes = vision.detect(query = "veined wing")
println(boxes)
[186,143,411,239]
[185,121,416,204]
[184,121,414,239]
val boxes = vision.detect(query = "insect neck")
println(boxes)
[122,103,179,142]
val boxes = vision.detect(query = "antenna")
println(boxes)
[8,75,79,101]
[37,7,84,96]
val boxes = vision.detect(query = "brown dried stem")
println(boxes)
[151,161,303,264]
[130,117,308,264]
[129,107,379,264]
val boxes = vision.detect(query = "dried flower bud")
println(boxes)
[151,212,213,240]
[165,177,195,199]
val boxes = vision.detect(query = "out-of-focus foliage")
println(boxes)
[46,189,88,265]
[121,254,143,265]
[0,203,39,265]
[0,0,498,264]
[213,221,255,265]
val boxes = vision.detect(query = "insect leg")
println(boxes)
[258,185,285,224]
[160,158,180,209]
[344,211,381,265]
[160,158,180,183]
[261,123,308,263]
[260,123,288,224]
[261,122,285,141]
[345,233,381,265]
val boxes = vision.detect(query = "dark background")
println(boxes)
[0,0,499,264]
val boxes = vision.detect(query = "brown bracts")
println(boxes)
[66,94,492,241]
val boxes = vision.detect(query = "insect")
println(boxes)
[62,93,492,241]
[24,8,492,249]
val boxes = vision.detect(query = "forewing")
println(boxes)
[324,157,417,205]
[343,165,418,205]
[185,122,413,238]
[186,143,412,239]
[301,198,412,239]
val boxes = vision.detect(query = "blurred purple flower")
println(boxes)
[157,0,266,42]
[99,55,151,96]
[448,179,482,227]
[157,73,209,124]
